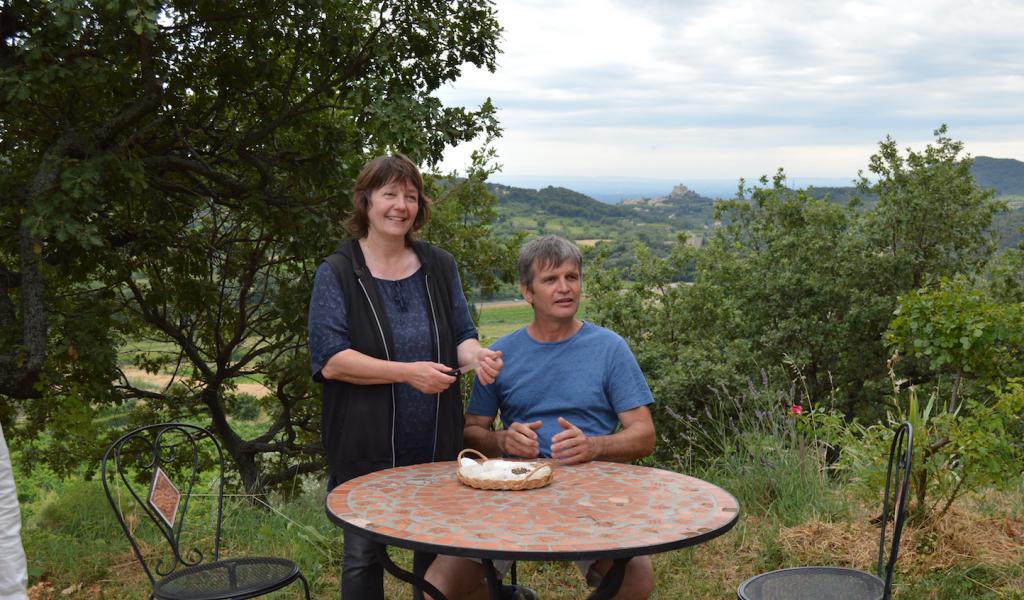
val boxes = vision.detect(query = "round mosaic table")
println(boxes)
[326,460,740,599]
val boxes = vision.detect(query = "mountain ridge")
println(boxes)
[491,155,1024,205]
[484,156,1024,253]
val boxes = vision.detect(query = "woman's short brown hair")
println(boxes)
[344,154,432,243]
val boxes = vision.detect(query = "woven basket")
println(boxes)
[456,448,554,491]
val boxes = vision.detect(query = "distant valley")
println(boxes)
[490,156,1024,204]
[486,156,1024,254]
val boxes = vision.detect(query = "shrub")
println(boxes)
[841,376,1024,523]
[667,371,851,525]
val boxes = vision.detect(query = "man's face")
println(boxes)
[521,259,581,322]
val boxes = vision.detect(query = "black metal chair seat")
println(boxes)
[738,566,885,600]
[155,557,303,600]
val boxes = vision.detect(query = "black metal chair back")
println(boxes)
[102,422,310,600]
[875,421,913,597]
[102,423,225,583]
[737,422,914,600]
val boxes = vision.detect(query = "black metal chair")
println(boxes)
[101,423,311,600]
[737,422,913,600]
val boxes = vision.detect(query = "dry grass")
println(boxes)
[777,495,1024,577]
[28,549,149,599]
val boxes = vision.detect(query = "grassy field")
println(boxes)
[13,303,1024,598]
[476,299,591,343]
[476,300,534,341]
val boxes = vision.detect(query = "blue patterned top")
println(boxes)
[308,260,478,465]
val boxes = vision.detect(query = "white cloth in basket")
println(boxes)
[458,458,551,482]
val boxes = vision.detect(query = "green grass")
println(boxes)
[476,302,534,341]
[476,299,592,343]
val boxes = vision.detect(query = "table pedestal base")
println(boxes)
[588,557,629,600]
[374,545,449,600]
[370,549,629,600]
[482,559,503,599]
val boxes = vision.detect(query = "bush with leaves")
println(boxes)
[883,274,1024,520]
[665,369,851,525]
[842,371,1024,524]
[586,238,759,463]
[887,277,1024,409]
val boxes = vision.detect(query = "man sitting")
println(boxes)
[425,235,657,600]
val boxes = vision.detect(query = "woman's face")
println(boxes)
[365,179,419,239]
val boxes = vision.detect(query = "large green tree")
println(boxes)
[1,0,508,492]
[699,172,861,408]
[858,124,1003,290]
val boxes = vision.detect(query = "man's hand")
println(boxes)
[551,417,601,464]
[500,420,542,458]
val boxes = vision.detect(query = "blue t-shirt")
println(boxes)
[467,322,654,458]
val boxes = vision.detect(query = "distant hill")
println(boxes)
[617,184,718,224]
[488,183,717,235]
[799,156,1024,204]
[486,183,714,268]
[804,186,874,206]
[971,156,1024,196]
[492,184,632,221]
[486,156,1023,255]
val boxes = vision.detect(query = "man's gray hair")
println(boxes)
[518,235,583,288]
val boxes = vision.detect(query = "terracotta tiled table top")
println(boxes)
[325,460,739,560]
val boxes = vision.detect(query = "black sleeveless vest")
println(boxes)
[319,239,464,483]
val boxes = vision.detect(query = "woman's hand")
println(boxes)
[404,362,457,394]
[472,348,503,385]
[456,340,503,385]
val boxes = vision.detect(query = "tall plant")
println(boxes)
[887,277,1024,411]
[879,361,1023,522]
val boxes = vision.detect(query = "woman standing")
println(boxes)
[308,154,502,598]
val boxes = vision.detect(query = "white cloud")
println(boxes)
[437,0,1024,181]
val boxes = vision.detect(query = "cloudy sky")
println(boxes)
[436,0,1024,190]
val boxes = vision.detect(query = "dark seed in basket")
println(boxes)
[511,467,530,475]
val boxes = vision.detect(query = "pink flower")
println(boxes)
[790,404,803,415]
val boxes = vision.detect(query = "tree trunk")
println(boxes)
[0,223,46,399]
[200,386,267,500]
[232,449,265,499]
[949,371,962,412]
